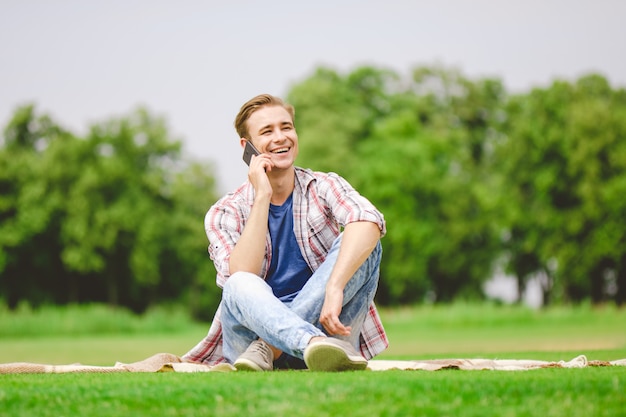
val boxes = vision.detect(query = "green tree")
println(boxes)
[496,74,626,305]
[0,105,220,316]
[288,66,399,176]
[0,105,72,307]
[289,65,504,304]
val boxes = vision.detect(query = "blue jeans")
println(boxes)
[221,234,382,364]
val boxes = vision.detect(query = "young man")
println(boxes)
[183,94,387,371]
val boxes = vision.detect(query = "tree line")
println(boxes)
[0,106,221,320]
[287,65,625,306]
[1,65,625,318]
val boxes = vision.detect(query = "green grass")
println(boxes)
[379,303,626,360]
[1,367,624,416]
[1,303,625,416]
[0,302,205,337]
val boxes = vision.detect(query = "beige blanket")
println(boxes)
[1,353,624,374]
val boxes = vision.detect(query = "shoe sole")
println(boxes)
[234,358,265,372]
[304,342,368,372]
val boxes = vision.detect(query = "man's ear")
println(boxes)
[240,138,248,149]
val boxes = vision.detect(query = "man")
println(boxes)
[183,94,387,371]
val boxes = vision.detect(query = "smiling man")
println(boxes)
[183,94,387,371]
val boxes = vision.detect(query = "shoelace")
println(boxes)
[249,340,273,361]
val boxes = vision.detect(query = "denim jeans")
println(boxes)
[220,234,382,364]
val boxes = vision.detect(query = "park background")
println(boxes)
[3,4,625,415]
[1,1,625,332]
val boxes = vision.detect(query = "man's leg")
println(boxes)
[221,234,382,369]
[288,234,382,371]
[220,271,325,364]
[289,234,382,348]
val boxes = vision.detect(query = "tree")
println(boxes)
[495,74,626,304]
[0,105,71,307]
[288,66,400,176]
[288,65,504,304]
[0,105,221,316]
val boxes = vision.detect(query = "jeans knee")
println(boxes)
[223,272,241,297]
[223,272,249,299]
[223,271,268,302]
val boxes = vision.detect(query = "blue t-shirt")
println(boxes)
[266,193,313,302]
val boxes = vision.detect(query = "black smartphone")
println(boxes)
[242,140,260,166]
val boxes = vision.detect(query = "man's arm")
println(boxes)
[319,221,381,336]
[228,154,273,275]
[228,195,270,275]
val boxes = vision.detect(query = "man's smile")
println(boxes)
[271,147,290,154]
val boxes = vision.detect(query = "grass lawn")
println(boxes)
[2,367,624,417]
[1,303,625,416]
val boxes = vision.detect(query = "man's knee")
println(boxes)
[223,271,267,299]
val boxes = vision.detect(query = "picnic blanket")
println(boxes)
[1,353,625,374]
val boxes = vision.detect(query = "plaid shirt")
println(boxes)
[182,167,388,365]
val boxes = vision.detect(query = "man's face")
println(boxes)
[245,105,299,171]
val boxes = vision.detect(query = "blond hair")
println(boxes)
[234,94,295,139]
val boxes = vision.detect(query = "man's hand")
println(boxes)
[248,154,273,197]
[319,286,351,336]
[228,153,273,276]
[317,222,381,336]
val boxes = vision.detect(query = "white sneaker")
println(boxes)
[304,338,368,372]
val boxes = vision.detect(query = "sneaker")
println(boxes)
[303,338,368,372]
[234,340,274,371]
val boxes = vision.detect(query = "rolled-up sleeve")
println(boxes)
[322,172,386,237]
[205,202,243,288]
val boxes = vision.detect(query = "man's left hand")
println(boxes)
[319,287,351,336]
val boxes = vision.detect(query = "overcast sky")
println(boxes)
[2,0,625,192]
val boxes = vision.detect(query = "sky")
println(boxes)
[1,0,625,193]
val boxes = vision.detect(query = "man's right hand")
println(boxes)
[248,153,273,199]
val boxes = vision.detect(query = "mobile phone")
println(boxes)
[242,141,260,166]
